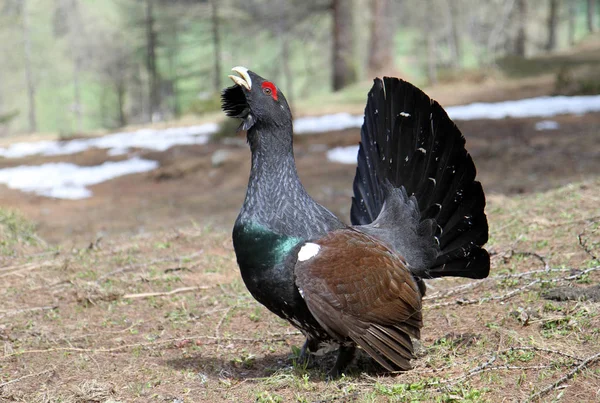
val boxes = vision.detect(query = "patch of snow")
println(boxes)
[0,123,218,159]
[297,95,600,135]
[326,146,359,164]
[294,113,364,134]
[445,95,600,120]
[0,157,158,199]
[534,120,560,131]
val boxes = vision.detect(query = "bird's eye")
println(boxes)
[261,81,278,101]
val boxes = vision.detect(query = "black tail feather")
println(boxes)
[351,78,489,279]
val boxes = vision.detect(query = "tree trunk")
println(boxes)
[514,0,527,56]
[427,28,437,85]
[546,0,559,52]
[116,80,127,128]
[367,0,394,76]
[0,58,3,115]
[444,0,462,69]
[280,33,293,109]
[568,1,576,46]
[70,0,83,132]
[145,0,160,122]
[332,0,356,91]
[166,19,179,118]
[588,0,595,32]
[277,5,293,108]
[211,0,221,94]
[22,0,37,133]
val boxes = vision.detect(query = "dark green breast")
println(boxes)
[232,220,303,312]
[232,219,329,341]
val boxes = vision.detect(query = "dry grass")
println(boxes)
[1,178,599,402]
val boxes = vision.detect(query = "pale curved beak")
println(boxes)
[228,66,252,91]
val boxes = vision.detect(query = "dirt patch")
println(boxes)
[1,112,599,246]
[1,177,599,402]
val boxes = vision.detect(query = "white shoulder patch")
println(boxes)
[297,242,321,262]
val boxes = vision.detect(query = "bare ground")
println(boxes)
[1,111,600,401]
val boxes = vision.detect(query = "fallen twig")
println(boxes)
[527,351,600,402]
[215,303,238,349]
[508,346,583,362]
[441,353,497,388]
[504,250,550,270]
[0,366,55,388]
[427,265,600,308]
[1,332,302,360]
[0,305,57,319]
[578,223,598,262]
[97,252,203,282]
[122,285,214,299]
[0,261,56,278]
[438,345,582,391]
[425,254,572,302]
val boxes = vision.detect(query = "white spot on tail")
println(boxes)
[298,243,321,262]
[400,112,411,117]
[418,147,426,154]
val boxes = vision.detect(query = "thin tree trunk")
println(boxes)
[487,0,516,63]
[427,28,437,85]
[368,0,394,76]
[280,34,293,108]
[444,0,461,69]
[70,0,83,132]
[145,0,160,122]
[546,0,559,52]
[588,0,595,32]
[210,0,221,94]
[22,0,37,133]
[277,5,293,108]
[568,1,576,46]
[0,59,3,114]
[100,86,107,128]
[166,21,179,118]
[116,80,126,128]
[515,0,527,56]
[332,0,356,91]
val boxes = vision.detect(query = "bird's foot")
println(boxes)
[326,345,355,380]
[294,339,314,369]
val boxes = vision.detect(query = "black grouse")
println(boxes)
[221,66,489,376]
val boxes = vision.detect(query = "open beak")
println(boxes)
[228,66,252,91]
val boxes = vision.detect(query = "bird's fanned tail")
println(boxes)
[351,77,489,279]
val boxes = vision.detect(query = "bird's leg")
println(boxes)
[327,345,355,379]
[296,338,317,368]
[298,339,311,362]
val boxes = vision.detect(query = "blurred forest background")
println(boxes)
[0,0,599,135]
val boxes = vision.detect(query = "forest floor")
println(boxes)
[1,78,600,402]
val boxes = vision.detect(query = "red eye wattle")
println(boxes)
[261,82,278,101]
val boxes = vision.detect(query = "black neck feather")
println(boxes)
[238,124,344,239]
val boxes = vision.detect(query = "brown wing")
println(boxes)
[294,228,423,371]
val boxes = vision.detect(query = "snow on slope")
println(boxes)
[0,94,598,198]
[0,158,158,199]
[0,124,218,159]
[325,95,600,164]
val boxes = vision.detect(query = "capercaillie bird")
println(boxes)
[221,67,489,377]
